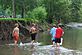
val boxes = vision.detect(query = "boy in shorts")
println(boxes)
[55,24,64,48]
[13,23,19,45]
[50,24,57,47]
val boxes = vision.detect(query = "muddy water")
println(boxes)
[0,45,82,55]
[0,28,82,55]
[63,28,82,51]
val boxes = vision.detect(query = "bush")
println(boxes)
[27,6,47,23]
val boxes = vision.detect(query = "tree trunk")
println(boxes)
[12,0,16,18]
[21,1,25,18]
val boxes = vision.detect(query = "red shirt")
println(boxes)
[55,27,63,38]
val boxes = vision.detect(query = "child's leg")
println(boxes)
[52,38,56,47]
[14,40,17,45]
[52,41,55,47]
[31,40,34,45]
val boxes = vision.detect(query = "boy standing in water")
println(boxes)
[50,24,57,47]
[13,23,19,45]
[55,24,64,48]
[30,23,37,44]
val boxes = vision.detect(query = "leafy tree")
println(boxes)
[0,0,82,24]
[71,0,81,22]
[27,6,47,23]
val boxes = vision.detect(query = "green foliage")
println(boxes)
[0,18,26,21]
[70,0,81,22]
[1,0,82,24]
[27,6,47,23]
[5,7,12,16]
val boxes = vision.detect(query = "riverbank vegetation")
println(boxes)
[0,18,48,43]
[1,0,82,41]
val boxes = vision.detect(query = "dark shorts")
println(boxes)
[52,39,55,42]
[31,33,37,40]
[55,38,61,43]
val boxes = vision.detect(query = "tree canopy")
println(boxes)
[0,0,82,24]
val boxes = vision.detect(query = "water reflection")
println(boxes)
[50,48,61,55]
[63,28,82,51]
[0,44,82,55]
[54,49,61,55]
[13,45,21,55]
